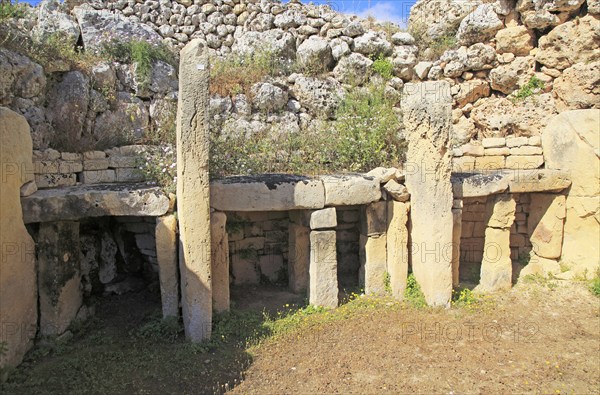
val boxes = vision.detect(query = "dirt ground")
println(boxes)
[2,281,599,394]
[231,282,600,395]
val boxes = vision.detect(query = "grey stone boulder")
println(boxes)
[333,53,373,85]
[290,76,344,119]
[296,36,334,71]
[353,31,393,57]
[250,82,288,112]
[73,5,162,51]
[232,29,296,60]
[456,4,503,46]
[46,71,90,144]
[33,0,80,46]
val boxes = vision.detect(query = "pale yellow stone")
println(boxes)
[156,215,179,318]
[387,201,409,299]
[528,194,565,259]
[211,212,230,313]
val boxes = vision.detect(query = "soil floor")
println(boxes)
[2,281,599,394]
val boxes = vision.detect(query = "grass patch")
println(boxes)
[409,22,459,60]
[590,270,600,297]
[511,75,545,102]
[209,50,294,98]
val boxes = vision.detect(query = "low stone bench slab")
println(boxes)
[21,183,170,223]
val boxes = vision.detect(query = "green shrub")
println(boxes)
[404,273,426,308]
[372,55,394,80]
[511,75,545,102]
[0,1,26,21]
[590,270,600,297]
[135,315,183,342]
[137,145,177,194]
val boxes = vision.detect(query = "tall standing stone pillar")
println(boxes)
[401,82,453,307]
[288,222,310,293]
[211,211,230,313]
[0,107,37,372]
[308,208,338,308]
[176,39,212,341]
[451,205,463,288]
[476,194,516,292]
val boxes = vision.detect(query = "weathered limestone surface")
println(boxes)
[0,107,37,371]
[477,194,516,292]
[310,207,337,230]
[211,212,230,313]
[176,39,212,341]
[21,183,170,224]
[211,175,325,211]
[452,208,462,288]
[542,109,600,275]
[320,174,381,206]
[359,234,388,295]
[528,194,566,259]
[360,201,387,236]
[402,81,453,307]
[452,172,509,198]
[387,201,409,299]
[309,230,338,308]
[155,215,179,318]
[37,221,82,336]
[288,223,310,293]
[507,169,571,193]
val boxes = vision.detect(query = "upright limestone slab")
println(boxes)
[0,107,37,371]
[288,223,310,293]
[477,194,516,292]
[387,201,410,299]
[359,234,388,295]
[211,212,230,313]
[156,215,179,318]
[309,230,338,308]
[176,39,212,341]
[401,82,453,307]
[451,207,462,287]
[37,221,82,336]
[542,110,600,276]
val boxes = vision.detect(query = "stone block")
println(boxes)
[452,172,509,198]
[83,159,109,170]
[289,223,310,293]
[528,136,541,146]
[475,155,505,171]
[211,175,325,211]
[34,160,59,174]
[508,169,571,193]
[321,174,381,206]
[382,179,410,202]
[109,156,139,168]
[505,155,544,169]
[310,207,337,230]
[211,212,230,313]
[387,201,409,299]
[452,208,462,287]
[37,221,82,336]
[80,169,116,184]
[476,227,513,292]
[462,143,484,156]
[116,168,145,182]
[156,215,179,318]
[58,160,83,174]
[360,201,387,236]
[506,136,528,147]
[462,221,475,238]
[20,180,38,197]
[359,234,387,295]
[366,167,397,183]
[484,147,510,156]
[453,156,476,172]
[35,173,77,188]
[482,137,506,148]
[309,230,338,308]
[83,150,106,159]
[509,146,543,155]
[341,209,360,223]
[33,148,61,161]
[528,194,565,259]
[61,152,82,161]
[485,194,517,229]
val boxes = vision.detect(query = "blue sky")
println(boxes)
[20,0,417,26]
